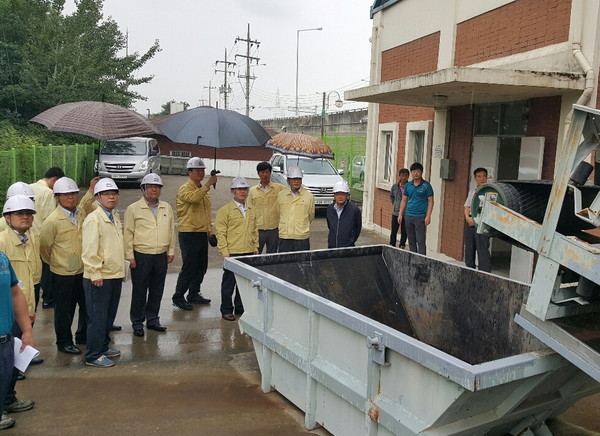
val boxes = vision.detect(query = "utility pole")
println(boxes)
[203,81,216,107]
[215,49,236,110]
[235,23,261,116]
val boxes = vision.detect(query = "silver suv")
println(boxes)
[270,153,344,208]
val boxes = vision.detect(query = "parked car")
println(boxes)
[95,137,161,183]
[270,153,344,208]
[352,155,365,182]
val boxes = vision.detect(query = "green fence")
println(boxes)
[0,143,98,205]
[324,133,367,202]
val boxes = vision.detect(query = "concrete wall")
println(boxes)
[258,109,368,137]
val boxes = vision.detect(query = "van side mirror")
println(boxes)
[149,149,158,156]
[272,165,282,173]
[338,169,344,175]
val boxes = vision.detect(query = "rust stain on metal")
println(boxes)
[368,406,380,421]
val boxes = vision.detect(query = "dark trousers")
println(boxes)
[220,253,251,315]
[258,229,279,254]
[4,320,30,408]
[84,278,122,362]
[130,251,168,328]
[53,272,86,347]
[0,337,15,411]
[34,283,40,310]
[41,261,54,304]
[405,216,427,255]
[389,214,407,247]
[174,232,208,302]
[464,225,492,272]
[278,238,310,253]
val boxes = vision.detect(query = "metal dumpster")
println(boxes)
[225,246,600,436]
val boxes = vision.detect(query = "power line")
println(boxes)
[235,23,261,116]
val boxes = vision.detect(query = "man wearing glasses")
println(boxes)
[81,178,124,368]
[39,177,88,355]
[172,157,217,311]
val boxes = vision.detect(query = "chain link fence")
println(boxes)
[324,133,366,203]
[0,143,97,206]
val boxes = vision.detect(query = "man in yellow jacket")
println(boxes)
[0,195,38,415]
[39,177,87,355]
[248,161,286,254]
[172,157,217,311]
[124,174,175,337]
[216,177,258,321]
[277,166,315,252]
[82,178,124,368]
[30,167,65,309]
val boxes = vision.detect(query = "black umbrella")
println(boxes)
[31,101,161,140]
[160,107,271,187]
[160,106,270,147]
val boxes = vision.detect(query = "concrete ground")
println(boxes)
[5,174,600,435]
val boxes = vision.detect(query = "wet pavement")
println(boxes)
[5,174,600,435]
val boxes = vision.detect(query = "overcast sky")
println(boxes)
[63,0,374,120]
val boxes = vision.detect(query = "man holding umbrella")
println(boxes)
[172,157,217,311]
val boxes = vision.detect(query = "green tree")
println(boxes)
[0,0,160,120]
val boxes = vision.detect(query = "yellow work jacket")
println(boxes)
[215,201,258,257]
[124,198,175,259]
[176,178,212,232]
[78,191,97,215]
[39,206,86,276]
[277,188,315,240]
[248,183,286,230]
[0,228,40,316]
[29,180,56,239]
[82,207,125,281]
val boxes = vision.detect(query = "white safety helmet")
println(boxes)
[3,195,36,215]
[140,173,163,187]
[230,177,250,189]
[53,177,79,194]
[287,166,303,179]
[186,157,206,169]
[94,178,119,195]
[6,182,35,200]
[333,180,350,194]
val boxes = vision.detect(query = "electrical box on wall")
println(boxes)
[440,159,456,180]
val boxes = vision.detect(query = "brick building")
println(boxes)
[347,0,600,280]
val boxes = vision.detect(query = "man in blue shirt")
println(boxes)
[0,252,36,430]
[398,163,434,255]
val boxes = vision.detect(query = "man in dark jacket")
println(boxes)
[326,181,362,248]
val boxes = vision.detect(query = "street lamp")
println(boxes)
[295,27,322,117]
[321,91,343,138]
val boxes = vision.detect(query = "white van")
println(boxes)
[95,137,161,183]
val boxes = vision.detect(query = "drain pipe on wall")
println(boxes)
[561,43,595,146]
[572,43,595,106]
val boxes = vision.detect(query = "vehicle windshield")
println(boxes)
[101,141,147,156]
[292,157,337,175]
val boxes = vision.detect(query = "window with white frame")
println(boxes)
[405,121,433,179]
[376,122,399,190]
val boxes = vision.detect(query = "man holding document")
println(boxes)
[0,251,36,430]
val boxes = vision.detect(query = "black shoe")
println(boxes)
[133,327,144,337]
[173,299,193,311]
[30,357,44,365]
[42,301,54,309]
[147,324,167,332]
[188,295,211,305]
[110,325,122,331]
[58,344,81,355]
[16,372,25,381]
